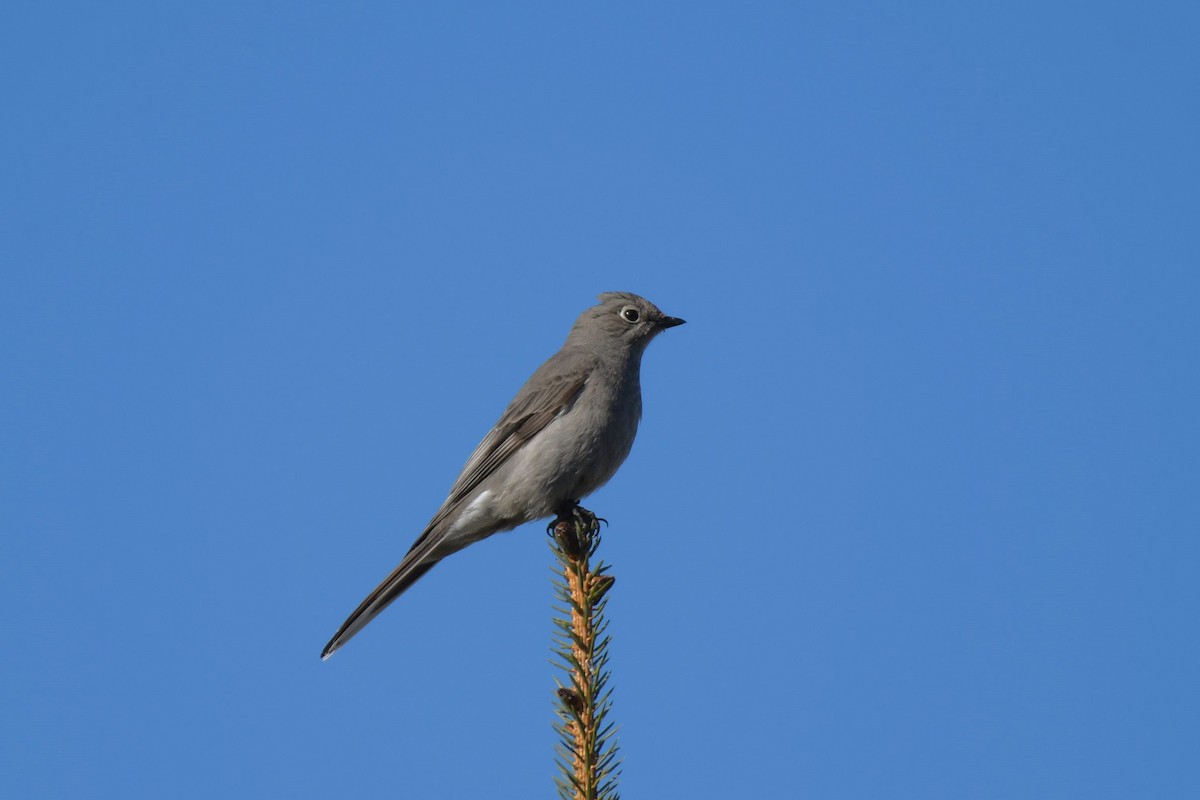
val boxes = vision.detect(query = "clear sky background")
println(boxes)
[3,3,1197,798]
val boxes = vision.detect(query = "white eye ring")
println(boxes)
[620,306,640,323]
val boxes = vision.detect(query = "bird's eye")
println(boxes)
[621,306,640,323]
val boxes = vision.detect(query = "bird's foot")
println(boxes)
[547,502,604,530]
[547,503,604,556]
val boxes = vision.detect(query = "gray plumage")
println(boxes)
[321,292,684,659]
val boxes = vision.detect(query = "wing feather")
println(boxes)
[423,349,593,534]
[320,349,594,658]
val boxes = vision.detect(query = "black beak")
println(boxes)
[659,315,686,329]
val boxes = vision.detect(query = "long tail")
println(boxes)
[321,545,441,660]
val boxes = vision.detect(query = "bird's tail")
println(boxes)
[321,547,440,660]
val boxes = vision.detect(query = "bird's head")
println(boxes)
[568,292,686,355]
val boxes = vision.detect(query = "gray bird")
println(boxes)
[321,292,684,659]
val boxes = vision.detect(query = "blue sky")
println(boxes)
[3,3,1198,797]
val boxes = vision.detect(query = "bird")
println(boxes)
[321,292,685,659]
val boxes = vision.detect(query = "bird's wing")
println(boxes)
[320,350,594,659]
[430,348,595,530]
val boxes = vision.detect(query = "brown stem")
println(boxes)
[551,509,615,800]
